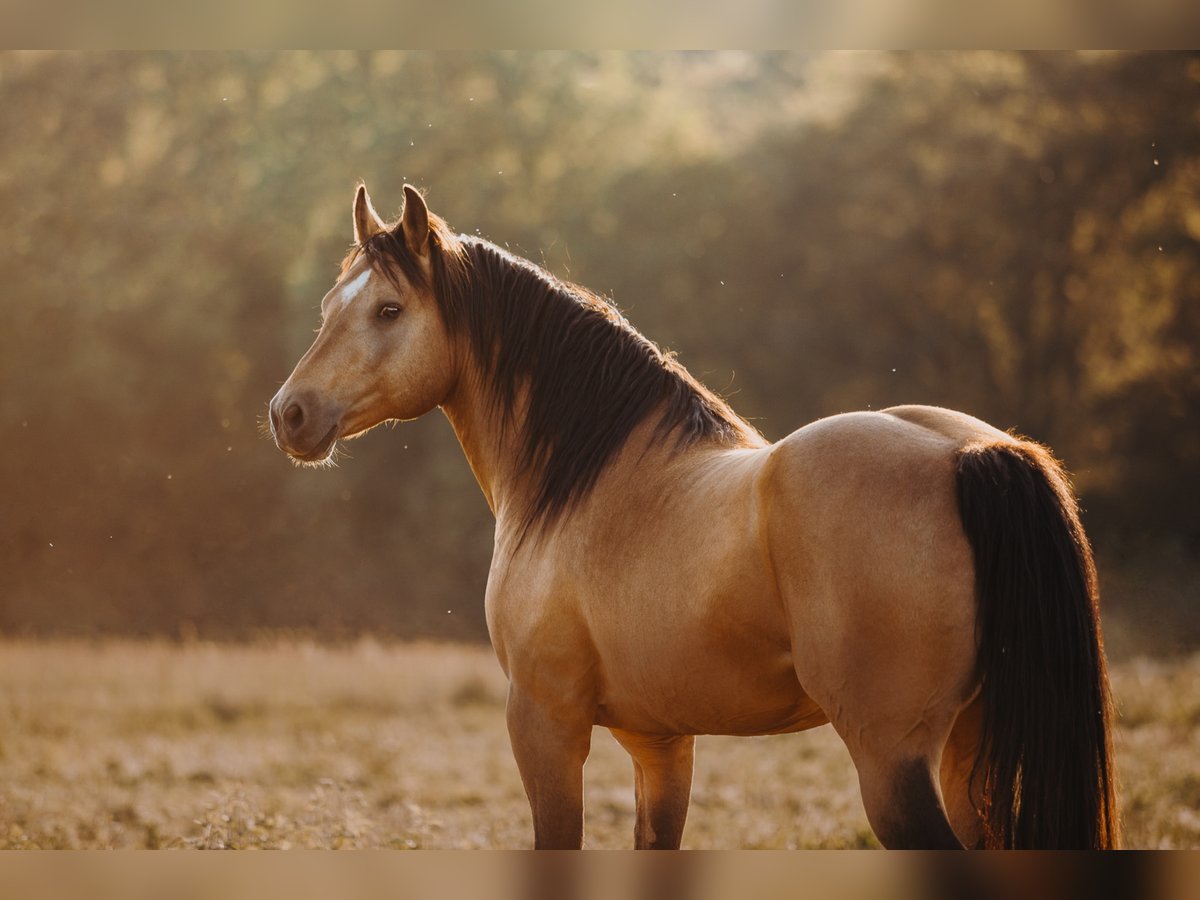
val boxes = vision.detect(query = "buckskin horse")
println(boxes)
[269,184,1117,849]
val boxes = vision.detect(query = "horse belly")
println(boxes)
[585,561,828,736]
[592,633,828,736]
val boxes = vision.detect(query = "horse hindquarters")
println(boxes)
[955,441,1118,849]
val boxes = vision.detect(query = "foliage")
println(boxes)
[0,52,1196,640]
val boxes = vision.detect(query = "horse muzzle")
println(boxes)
[269,388,341,462]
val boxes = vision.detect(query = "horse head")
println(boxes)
[269,184,459,464]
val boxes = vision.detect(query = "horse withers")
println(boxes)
[269,184,1117,849]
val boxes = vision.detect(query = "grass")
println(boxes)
[0,638,1195,848]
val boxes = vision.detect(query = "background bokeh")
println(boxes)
[1,51,1197,653]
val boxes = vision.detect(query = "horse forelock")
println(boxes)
[349,219,760,538]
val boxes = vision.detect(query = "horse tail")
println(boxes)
[954,439,1118,849]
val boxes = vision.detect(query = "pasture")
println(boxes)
[0,639,1195,849]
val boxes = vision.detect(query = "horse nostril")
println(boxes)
[283,402,304,432]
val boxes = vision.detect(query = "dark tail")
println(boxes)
[955,440,1118,849]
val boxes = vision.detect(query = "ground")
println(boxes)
[0,639,1195,849]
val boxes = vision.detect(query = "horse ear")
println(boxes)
[353,184,386,245]
[401,184,430,258]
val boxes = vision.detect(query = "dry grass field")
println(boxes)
[0,638,1195,849]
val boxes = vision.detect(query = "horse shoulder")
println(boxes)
[484,526,600,706]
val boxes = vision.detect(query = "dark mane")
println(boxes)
[348,215,761,536]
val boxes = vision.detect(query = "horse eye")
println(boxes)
[378,304,402,320]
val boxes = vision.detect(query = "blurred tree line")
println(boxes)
[0,52,1196,649]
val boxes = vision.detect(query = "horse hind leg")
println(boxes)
[856,754,964,849]
[939,693,985,848]
[856,694,986,850]
[818,651,974,848]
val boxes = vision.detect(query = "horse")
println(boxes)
[268,183,1118,849]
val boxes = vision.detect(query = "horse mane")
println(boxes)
[347,214,761,536]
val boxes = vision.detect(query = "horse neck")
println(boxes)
[439,353,532,522]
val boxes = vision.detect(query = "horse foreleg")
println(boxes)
[507,685,593,849]
[611,729,695,849]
